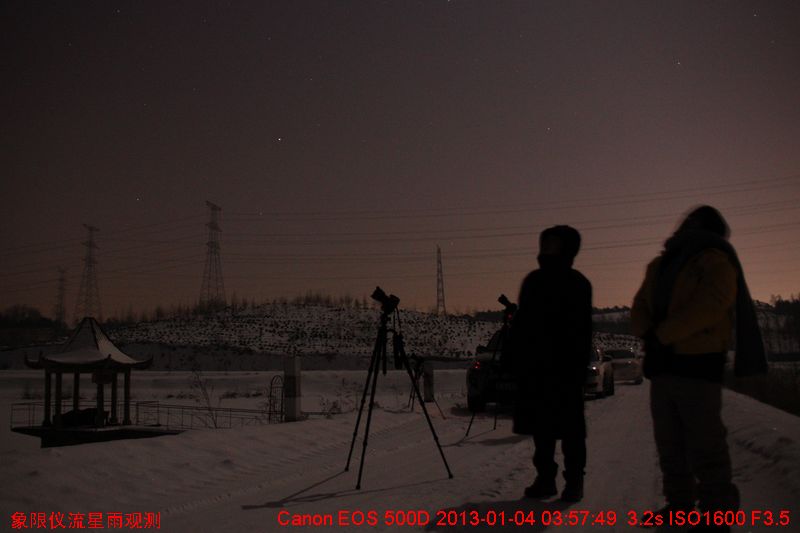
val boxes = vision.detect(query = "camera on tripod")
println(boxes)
[498,294,518,320]
[346,285,453,488]
[371,286,400,315]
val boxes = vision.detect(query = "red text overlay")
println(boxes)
[10,512,160,530]
[277,508,792,528]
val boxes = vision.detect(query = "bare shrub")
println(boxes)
[189,370,221,428]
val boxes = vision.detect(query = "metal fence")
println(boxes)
[10,381,286,431]
[133,401,278,429]
[267,375,284,423]
[10,401,43,429]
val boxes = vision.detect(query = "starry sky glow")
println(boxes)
[2,1,799,320]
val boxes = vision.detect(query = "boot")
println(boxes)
[560,471,583,503]
[524,475,557,499]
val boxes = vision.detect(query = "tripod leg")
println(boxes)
[432,397,446,420]
[355,341,383,489]
[402,357,454,479]
[465,410,476,437]
[345,331,381,472]
[407,367,420,410]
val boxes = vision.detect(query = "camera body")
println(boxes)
[498,294,518,320]
[371,286,400,315]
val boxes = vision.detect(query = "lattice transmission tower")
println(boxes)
[436,245,447,316]
[200,201,226,310]
[54,267,67,326]
[75,224,102,322]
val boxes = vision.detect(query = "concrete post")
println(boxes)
[43,370,52,427]
[284,357,302,422]
[123,370,131,425]
[54,372,63,428]
[73,373,80,411]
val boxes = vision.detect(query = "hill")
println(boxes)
[103,303,640,370]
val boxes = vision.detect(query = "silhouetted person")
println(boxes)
[508,225,592,502]
[632,205,766,532]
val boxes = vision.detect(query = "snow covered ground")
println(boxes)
[1,370,798,532]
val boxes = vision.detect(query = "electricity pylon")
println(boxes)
[200,201,225,311]
[75,225,102,322]
[436,245,446,316]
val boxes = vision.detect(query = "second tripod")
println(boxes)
[464,294,517,438]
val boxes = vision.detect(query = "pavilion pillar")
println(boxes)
[73,373,80,411]
[123,369,131,425]
[43,370,52,427]
[95,381,104,428]
[110,373,118,424]
[54,372,63,428]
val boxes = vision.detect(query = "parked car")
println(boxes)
[466,330,515,412]
[468,331,617,410]
[585,347,615,397]
[605,347,643,384]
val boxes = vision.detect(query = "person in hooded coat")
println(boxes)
[631,205,766,533]
[508,225,592,502]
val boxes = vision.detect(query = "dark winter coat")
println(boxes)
[509,262,593,438]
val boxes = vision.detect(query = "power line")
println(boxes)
[53,267,67,325]
[225,173,800,221]
[0,214,205,258]
[3,181,796,279]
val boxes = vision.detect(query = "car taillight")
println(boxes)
[471,361,481,370]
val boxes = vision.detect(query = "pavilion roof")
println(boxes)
[25,317,152,370]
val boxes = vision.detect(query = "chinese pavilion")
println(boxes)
[24,317,152,429]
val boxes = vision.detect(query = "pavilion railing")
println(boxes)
[10,401,42,429]
[10,399,119,429]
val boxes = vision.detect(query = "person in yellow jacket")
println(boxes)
[632,205,765,533]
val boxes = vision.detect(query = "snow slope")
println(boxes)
[108,304,642,362]
[110,304,499,359]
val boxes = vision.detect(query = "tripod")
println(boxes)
[345,290,453,489]
[464,295,516,438]
[406,355,447,420]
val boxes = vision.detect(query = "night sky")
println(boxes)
[2,1,799,321]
